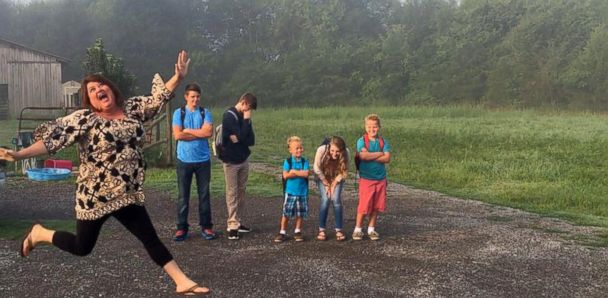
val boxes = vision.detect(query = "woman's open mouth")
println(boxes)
[97,91,109,102]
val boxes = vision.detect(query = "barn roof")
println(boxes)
[0,37,70,63]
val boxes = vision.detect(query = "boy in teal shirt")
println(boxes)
[353,114,391,241]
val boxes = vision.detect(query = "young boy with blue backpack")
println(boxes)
[274,136,310,243]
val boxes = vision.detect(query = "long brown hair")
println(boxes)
[80,74,126,112]
[321,136,348,182]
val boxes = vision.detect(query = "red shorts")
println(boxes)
[357,178,387,214]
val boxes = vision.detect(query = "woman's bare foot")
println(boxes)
[20,223,40,257]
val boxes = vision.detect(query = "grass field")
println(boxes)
[2,105,608,227]
[250,106,608,227]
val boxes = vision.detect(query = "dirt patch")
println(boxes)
[0,166,607,297]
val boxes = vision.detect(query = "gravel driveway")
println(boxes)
[0,166,607,297]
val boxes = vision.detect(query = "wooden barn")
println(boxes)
[0,38,69,119]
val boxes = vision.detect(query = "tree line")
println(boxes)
[1,0,607,109]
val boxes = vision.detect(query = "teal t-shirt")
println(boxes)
[172,107,213,163]
[283,156,309,196]
[356,137,390,180]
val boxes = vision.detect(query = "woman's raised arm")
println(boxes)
[165,50,190,92]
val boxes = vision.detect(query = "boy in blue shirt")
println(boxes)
[171,83,217,241]
[353,114,391,241]
[274,136,310,243]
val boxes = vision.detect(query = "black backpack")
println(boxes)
[176,106,206,147]
[282,156,308,195]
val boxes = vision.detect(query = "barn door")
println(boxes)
[0,84,8,120]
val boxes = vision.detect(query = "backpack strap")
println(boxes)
[180,106,206,127]
[180,106,186,126]
[177,106,206,149]
[199,106,206,123]
[282,156,293,194]
[282,157,308,195]
[363,134,384,151]
[226,109,238,121]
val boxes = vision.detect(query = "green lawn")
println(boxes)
[2,105,608,227]
[249,106,608,226]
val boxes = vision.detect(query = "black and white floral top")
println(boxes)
[34,74,173,220]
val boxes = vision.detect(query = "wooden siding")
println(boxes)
[0,42,63,118]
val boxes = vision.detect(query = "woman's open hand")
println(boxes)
[175,50,190,79]
[0,147,16,162]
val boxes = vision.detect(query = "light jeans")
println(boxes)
[317,180,344,230]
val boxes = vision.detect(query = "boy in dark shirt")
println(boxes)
[221,93,257,240]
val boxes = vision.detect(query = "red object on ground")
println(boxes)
[44,159,73,171]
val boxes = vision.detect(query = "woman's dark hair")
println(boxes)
[80,74,126,111]
[238,92,257,110]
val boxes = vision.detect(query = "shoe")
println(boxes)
[237,225,251,233]
[173,229,188,241]
[294,232,304,242]
[316,230,327,241]
[228,229,239,240]
[368,230,380,241]
[352,230,364,241]
[176,284,211,296]
[274,233,287,243]
[335,230,346,241]
[201,229,217,240]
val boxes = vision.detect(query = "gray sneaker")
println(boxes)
[352,230,364,241]
[368,230,380,241]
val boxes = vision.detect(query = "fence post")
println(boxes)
[165,104,173,165]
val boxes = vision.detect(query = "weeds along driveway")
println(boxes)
[0,170,607,297]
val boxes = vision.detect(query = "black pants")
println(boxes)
[53,204,173,267]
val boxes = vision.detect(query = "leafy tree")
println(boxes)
[562,24,608,108]
[82,38,137,96]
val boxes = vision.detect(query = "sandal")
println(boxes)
[19,222,37,257]
[316,230,327,241]
[176,284,211,296]
[335,230,346,242]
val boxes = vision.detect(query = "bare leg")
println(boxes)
[280,216,289,231]
[295,217,303,230]
[164,260,210,294]
[355,213,366,229]
[368,211,378,228]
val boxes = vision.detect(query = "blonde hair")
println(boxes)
[364,113,381,128]
[286,136,302,150]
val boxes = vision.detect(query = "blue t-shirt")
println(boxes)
[172,107,213,163]
[283,156,309,196]
[356,136,390,180]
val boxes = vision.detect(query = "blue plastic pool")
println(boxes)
[26,168,71,181]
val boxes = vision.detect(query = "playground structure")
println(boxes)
[10,105,174,175]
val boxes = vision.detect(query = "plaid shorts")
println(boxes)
[282,194,309,218]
